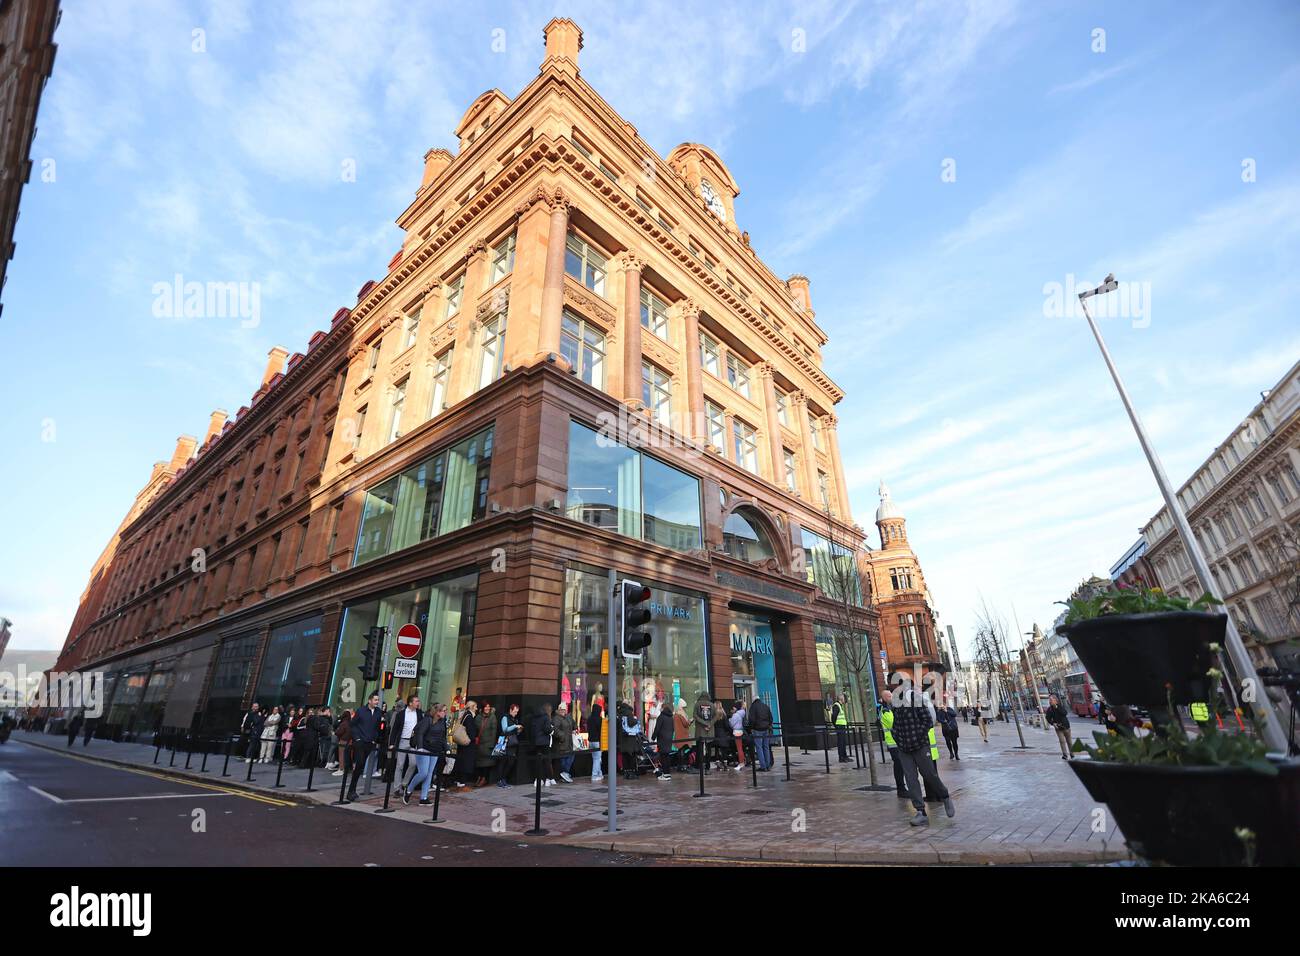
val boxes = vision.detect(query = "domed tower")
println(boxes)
[876,479,908,549]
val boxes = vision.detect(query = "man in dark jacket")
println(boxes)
[346,693,382,801]
[529,703,556,786]
[891,686,955,827]
[453,701,479,789]
[1046,694,1072,759]
[240,704,264,762]
[748,695,774,770]
[389,694,423,788]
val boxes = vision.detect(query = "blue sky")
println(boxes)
[2,0,1298,658]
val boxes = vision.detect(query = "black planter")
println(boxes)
[1070,757,1300,866]
[1059,611,1224,707]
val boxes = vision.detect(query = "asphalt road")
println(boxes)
[0,739,653,867]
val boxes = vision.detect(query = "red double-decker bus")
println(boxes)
[1064,672,1096,717]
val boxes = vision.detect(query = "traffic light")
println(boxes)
[360,625,385,681]
[382,671,394,691]
[619,579,653,659]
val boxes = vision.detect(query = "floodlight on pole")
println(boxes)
[1077,273,1288,754]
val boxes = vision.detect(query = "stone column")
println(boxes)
[615,252,644,403]
[792,391,818,501]
[824,413,851,521]
[679,300,703,441]
[758,363,783,485]
[535,188,572,365]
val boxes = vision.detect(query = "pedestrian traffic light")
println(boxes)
[382,671,394,690]
[360,625,385,681]
[619,579,653,659]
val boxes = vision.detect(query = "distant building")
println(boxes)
[1109,537,1155,590]
[1138,360,1300,670]
[0,616,12,664]
[0,0,60,314]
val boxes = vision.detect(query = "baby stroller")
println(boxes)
[630,733,669,778]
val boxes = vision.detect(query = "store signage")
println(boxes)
[730,631,774,656]
[393,658,418,679]
[715,570,809,606]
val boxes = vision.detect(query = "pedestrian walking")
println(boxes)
[346,694,382,800]
[748,694,774,770]
[1045,694,1073,760]
[977,699,991,742]
[390,695,423,794]
[879,690,908,797]
[82,716,95,746]
[495,702,523,787]
[830,694,851,762]
[552,702,576,782]
[617,702,642,779]
[891,686,955,826]
[937,703,960,760]
[403,703,448,806]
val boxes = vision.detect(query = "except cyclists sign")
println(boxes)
[396,623,422,659]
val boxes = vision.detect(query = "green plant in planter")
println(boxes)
[1060,585,1221,626]
[1071,707,1276,776]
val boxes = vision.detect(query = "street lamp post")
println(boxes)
[1078,275,1289,754]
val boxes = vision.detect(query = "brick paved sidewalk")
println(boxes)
[11,718,1129,865]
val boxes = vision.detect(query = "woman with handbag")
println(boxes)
[552,702,576,783]
[451,700,478,789]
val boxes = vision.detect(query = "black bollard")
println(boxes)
[525,752,548,835]
[304,759,316,793]
[823,727,831,774]
[428,763,444,823]
[222,737,233,778]
[333,749,351,805]
[200,741,210,774]
[274,736,287,788]
[783,734,791,782]
[693,737,710,798]
[750,738,758,788]
[852,727,862,770]
[154,735,163,764]
[185,733,195,770]
[246,743,255,782]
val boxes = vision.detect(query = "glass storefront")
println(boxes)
[354,425,494,566]
[253,614,323,710]
[327,571,478,712]
[160,645,215,733]
[729,611,780,727]
[566,420,702,552]
[814,623,876,723]
[560,564,708,735]
[201,632,262,734]
[105,665,151,741]
[801,527,864,605]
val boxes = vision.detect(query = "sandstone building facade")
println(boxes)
[53,20,876,743]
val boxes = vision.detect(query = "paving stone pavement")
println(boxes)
[12,715,1129,865]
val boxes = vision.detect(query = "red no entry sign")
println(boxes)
[395,623,422,659]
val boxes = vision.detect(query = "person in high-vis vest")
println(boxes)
[830,694,850,763]
[879,690,907,797]
[890,685,955,827]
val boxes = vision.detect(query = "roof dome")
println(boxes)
[876,479,904,522]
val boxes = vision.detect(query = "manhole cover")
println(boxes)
[539,799,565,807]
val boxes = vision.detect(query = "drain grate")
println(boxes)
[538,799,565,807]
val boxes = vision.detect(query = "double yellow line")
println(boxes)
[35,744,297,807]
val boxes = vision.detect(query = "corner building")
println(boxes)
[54,20,875,744]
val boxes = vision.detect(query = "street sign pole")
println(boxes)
[1079,285,1288,754]
[607,569,617,833]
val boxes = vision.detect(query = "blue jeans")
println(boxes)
[407,753,437,800]
[558,754,575,775]
[753,729,772,769]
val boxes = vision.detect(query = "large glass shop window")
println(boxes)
[801,527,865,606]
[354,426,494,565]
[202,632,262,734]
[565,420,702,552]
[328,572,478,712]
[253,614,323,710]
[560,565,708,738]
[814,623,875,723]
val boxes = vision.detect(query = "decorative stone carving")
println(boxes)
[563,283,615,325]
[477,285,510,319]
[614,251,644,272]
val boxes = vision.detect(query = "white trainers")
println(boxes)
[371,770,382,778]
[547,778,558,786]
[592,775,604,783]
[330,769,344,777]
[734,764,746,771]
[560,772,573,783]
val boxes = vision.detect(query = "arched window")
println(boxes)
[722,506,777,564]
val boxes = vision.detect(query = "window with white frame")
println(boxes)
[388,379,407,443]
[403,308,421,350]
[700,332,721,377]
[733,418,758,473]
[564,232,606,296]
[889,567,914,590]
[818,470,832,511]
[726,353,751,399]
[560,311,606,389]
[366,343,380,378]
[640,287,669,340]
[429,347,453,417]
[489,232,516,285]
[783,449,797,492]
[900,614,920,655]
[705,401,725,451]
[642,362,672,427]
[444,273,465,318]
[477,315,507,391]
[776,389,790,428]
